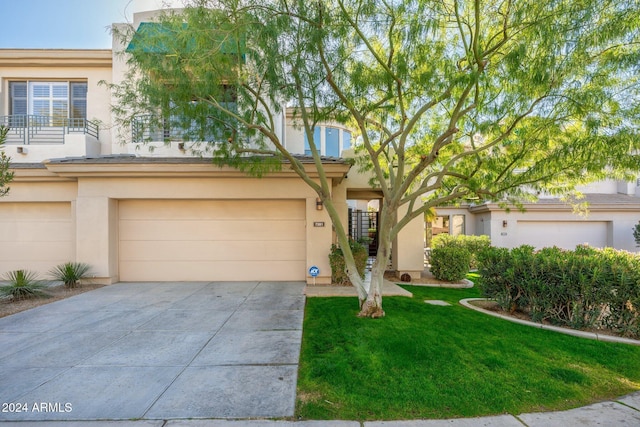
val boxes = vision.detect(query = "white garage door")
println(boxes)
[0,202,74,273]
[119,199,306,281]
[516,221,608,250]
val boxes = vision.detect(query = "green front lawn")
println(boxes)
[296,277,640,420]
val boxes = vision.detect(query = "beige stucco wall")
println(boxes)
[4,134,101,163]
[0,162,349,285]
[392,203,426,279]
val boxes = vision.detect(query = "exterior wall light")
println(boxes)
[316,197,323,211]
[502,220,508,228]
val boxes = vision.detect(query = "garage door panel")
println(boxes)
[120,260,306,281]
[0,202,73,273]
[119,200,306,281]
[119,200,305,220]
[120,240,306,262]
[516,221,608,249]
[0,202,71,220]
[0,223,73,242]
[0,241,74,262]
[119,220,305,241]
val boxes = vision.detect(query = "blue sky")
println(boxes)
[0,0,134,49]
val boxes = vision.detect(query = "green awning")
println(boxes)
[126,22,245,55]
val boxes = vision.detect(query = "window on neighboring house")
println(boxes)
[8,81,88,125]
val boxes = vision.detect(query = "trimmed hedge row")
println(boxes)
[477,245,640,338]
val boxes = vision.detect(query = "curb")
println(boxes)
[400,278,474,288]
[459,298,640,346]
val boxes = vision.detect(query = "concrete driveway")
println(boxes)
[0,281,306,421]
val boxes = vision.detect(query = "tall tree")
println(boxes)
[0,126,14,197]
[111,0,640,317]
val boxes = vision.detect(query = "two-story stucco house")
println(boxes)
[1,1,638,288]
[0,0,425,285]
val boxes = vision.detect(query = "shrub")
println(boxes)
[633,221,640,247]
[430,246,470,282]
[329,240,369,286]
[477,246,514,311]
[431,234,490,269]
[0,270,49,300]
[49,262,92,288]
[477,245,640,338]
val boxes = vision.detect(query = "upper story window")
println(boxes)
[9,81,88,124]
[304,126,352,157]
[304,127,321,155]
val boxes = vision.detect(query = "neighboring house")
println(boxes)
[432,180,640,252]
[0,2,425,284]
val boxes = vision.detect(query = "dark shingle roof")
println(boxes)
[46,154,348,165]
[534,193,640,205]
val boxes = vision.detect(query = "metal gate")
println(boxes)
[348,209,379,256]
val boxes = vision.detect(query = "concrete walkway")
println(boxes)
[0,281,306,421]
[304,279,412,297]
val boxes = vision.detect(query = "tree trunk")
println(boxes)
[357,255,386,318]
[357,207,393,318]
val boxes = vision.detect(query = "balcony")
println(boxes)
[128,114,230,157]
[0,115,101,162]
[1,115,99,145]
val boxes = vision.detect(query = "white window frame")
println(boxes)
[304,125,352,157]
[8,81,87,123]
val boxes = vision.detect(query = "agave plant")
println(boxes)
[0,270,49,300]
[49,262,92,288]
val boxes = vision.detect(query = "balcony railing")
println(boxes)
[131,110,236,144]
[0,115,99,145]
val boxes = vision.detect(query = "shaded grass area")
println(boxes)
[296,276,640,420]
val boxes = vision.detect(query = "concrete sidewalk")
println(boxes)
[0,390,639,425]
[0,281,306,422]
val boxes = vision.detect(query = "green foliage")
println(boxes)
[0,125,14,197]
[49,262,92,288]
[633,221,640,247]
[329,241,368,286]
[431,234,491,269]
[0,270,48,300]
[430,246,471,282]
[297,284,640,420]
[478,245,640,338]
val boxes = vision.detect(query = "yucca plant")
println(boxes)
[49,262,92,288]
[0,270,49,300]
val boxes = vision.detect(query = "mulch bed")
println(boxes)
[0,283,105,318]
[468,299,636,340]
